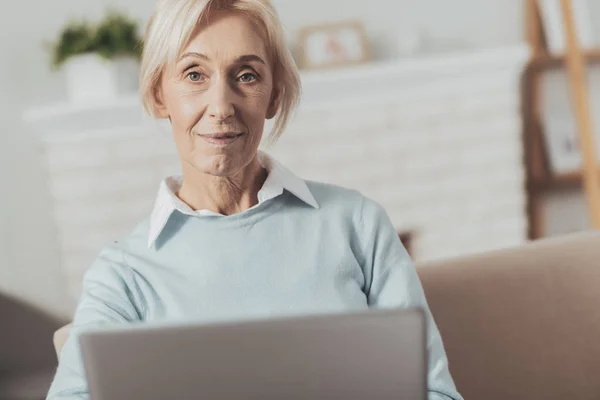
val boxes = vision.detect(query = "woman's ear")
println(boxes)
[154,84,170,119]
[266,86,281,120]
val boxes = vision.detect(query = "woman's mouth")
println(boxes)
[199,132,244,146]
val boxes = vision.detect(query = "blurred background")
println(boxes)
[1,1,600,393]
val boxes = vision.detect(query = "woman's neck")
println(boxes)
[177,157,267,216]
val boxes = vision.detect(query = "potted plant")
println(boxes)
[51,11,143,103]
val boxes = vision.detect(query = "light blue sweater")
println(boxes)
[47,181,462,400]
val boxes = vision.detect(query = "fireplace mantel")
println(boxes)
[23,45,529,140]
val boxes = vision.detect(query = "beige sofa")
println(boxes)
[53,231,600,400]
[0,293,63,400]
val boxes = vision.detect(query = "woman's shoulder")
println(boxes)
[305,180,362,202]
[93,217,149,251]
[80,218,152,292]
[89,218,152,268]
[304,180,386,219]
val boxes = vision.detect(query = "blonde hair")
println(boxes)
[140,0,301,142]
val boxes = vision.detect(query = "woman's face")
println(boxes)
[157,12,278,178]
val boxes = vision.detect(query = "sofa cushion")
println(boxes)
[0,294,62,372]
[0,370,55,400]
[417,232,600,400]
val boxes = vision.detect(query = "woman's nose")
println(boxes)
[207,78,235,122]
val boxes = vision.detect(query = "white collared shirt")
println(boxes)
[147,152,319,248]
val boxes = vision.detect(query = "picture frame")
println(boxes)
[540,113,583,174]
[537,0,595,54]
[540,67,600,175]
[297,20,371,70]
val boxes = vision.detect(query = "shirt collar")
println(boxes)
[147,151,319,248]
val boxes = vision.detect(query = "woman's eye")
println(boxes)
[187,72,204,82]
[238,73,257,83]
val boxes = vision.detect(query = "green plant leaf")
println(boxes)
[50,10,143,69]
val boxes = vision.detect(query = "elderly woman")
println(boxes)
[48,1,462,399]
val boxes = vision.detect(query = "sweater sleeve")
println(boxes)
[46,247,142,400]
[357,197,463,400]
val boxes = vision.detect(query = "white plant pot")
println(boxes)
[63,54,140,103]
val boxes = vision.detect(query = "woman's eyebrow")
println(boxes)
[177,53,265,66]
[234,54,266,65]
[178,52,209,62]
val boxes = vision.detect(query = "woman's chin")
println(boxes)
[191,153,243,177]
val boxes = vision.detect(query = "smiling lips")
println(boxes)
[199,132,245,146]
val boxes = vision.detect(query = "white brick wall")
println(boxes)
[271,89,527,261]
[25,45,529,302]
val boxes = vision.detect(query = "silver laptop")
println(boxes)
[80,308,427,400]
